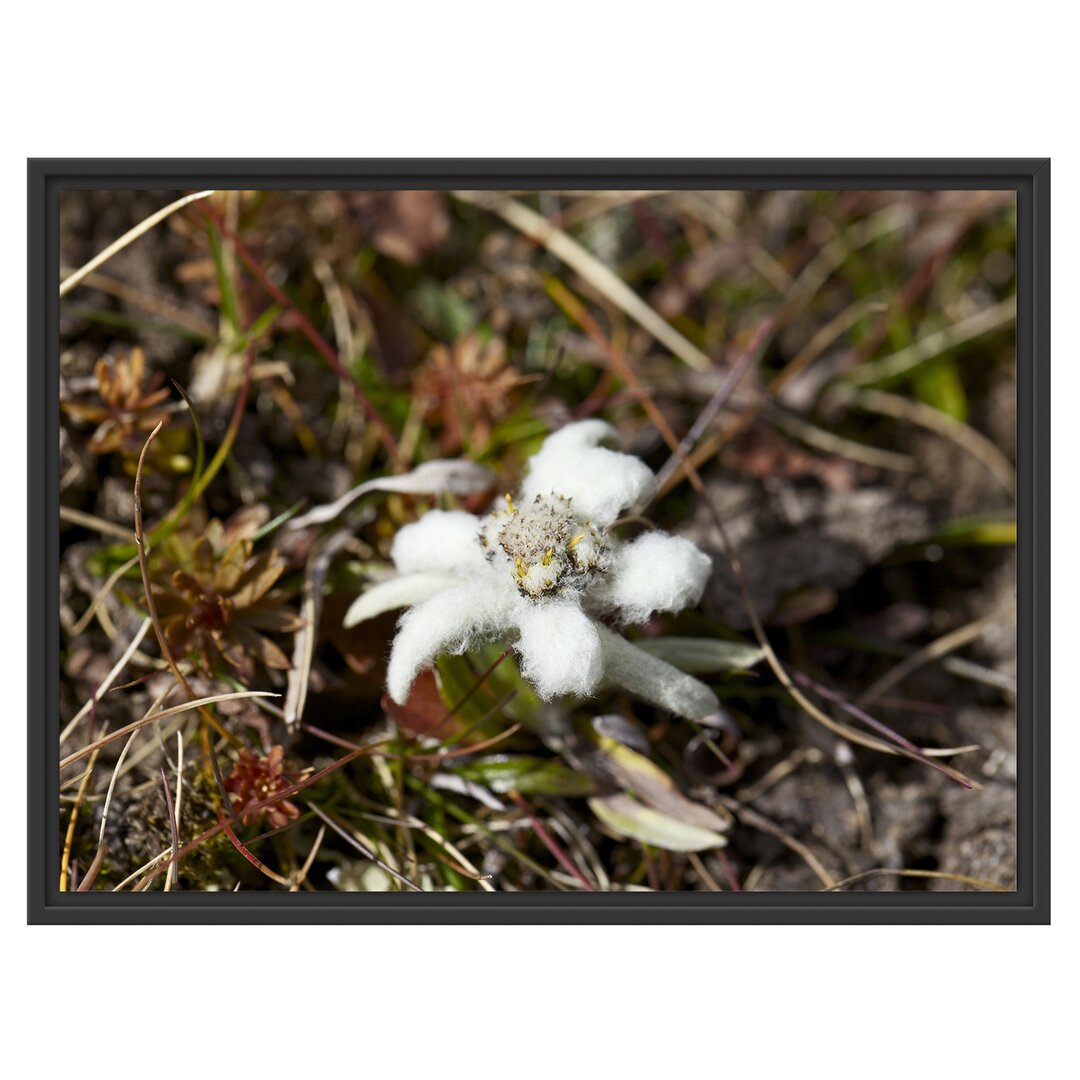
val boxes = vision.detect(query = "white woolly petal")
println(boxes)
[343,572,460,628]
[390,510,487,576]
[596,624,720,721]
[594,532,712,624]
[513,602,604,700]
[519,420,654,527]
[386,582,517,703]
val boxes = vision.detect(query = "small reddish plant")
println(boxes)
[413,333,534,452]
[149,516,304,682]
[225,745,301,830]
[63,347,173,455]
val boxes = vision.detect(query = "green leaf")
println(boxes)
[434,641,541,730]
[589,794,727,853]
[435,653,497,728]
[931,514,1016,547]
[633,637,765,674]
[912,355,968,421]
[454,755,594,797]
[597,626,719,721]
[592,735,729,833]
[207,222,241,335]
[408,280,478,339]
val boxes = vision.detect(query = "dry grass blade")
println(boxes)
[675,191,792,292]
[831,203,987,378]
[60,190,216,297]
[60,505,133,541]
[307,803,423,892]
[761,400,917,473]
[60,691,278,769]
[858,611,1011,707]
[301,718,523,765]
[168,731,185,889]
[160,766,180,891]
[60,724,108,891]
[377,808,497,892]
[133,422,188,692]
[785,203,915,313]
[285,528,352,732]
[791,669,972,788]
[687,851,724,891]
[59,267,218,338]
[61,617,152,745]
[839,296,1016,389]
[76,727,143,892]
[70,553,140,636]
[720,797,838,890]
[652,315,776,495]
[839,761,876,853]
[823,868,1010,892]
[845,386,1016,496]
[455,190,716,373]
[111,848,173,892]
[770,297,890,394]
[507,790,596,891]
[290,824,328,891]
[736,746,823,804]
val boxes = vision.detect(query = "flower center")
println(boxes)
[481,493,606,599]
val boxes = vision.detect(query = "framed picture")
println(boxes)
[29,160,1049,923]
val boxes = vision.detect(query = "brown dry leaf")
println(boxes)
[150,523,303,683]
[413,333,536,453]
[62,347,173,456]
[723,423,859,491]
[342,190,449,266]
[382,669,463,739]
[593,734,729,834]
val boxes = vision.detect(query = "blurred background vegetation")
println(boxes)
[58,187,1016,894]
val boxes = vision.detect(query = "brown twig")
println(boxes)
[790,670,972,788]
[652,314,776,496]
[721,797,837,890]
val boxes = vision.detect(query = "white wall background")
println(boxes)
[2,4,1070,1076]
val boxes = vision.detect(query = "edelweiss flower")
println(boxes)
[346,421,721,720]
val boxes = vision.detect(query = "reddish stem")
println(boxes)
[508,790,596,891]
[196,201,405,470]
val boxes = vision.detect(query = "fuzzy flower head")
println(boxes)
[347,421,714,710]
[480,492,607,599]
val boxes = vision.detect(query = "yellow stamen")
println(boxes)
[515,557,527,578]
[542,549,553,566]
[505,492,516,514]
[568,533,585,549]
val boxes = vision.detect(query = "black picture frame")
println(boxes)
[29,158,1050,924]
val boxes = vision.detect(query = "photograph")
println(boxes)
[50,178,1027,904]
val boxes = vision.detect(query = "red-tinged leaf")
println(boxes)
[382,668,464,738]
